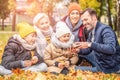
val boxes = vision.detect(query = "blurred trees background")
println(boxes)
[0,0,120,37]
[0,0,14,30]
[79,0,120,37]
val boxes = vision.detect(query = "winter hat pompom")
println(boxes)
[55,21,71,38]
[17,22,36,38]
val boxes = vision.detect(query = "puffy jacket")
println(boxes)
[44,43,78,66]
[1,37,44,70]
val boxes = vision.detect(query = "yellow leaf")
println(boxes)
[35,73,46,80]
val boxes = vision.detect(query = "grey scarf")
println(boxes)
[51,33,75,49]
[34,26,53,57]
[66,17,82,42]
[13,34,36,50]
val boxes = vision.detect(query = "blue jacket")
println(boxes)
[79,21,120,73]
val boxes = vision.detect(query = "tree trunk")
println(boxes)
[106,0,113,28]
[12,10,16,31]
[1,19,4,31]
[114,15,117,31]
[113,1,117,31]
[98,0,104,21]
[117,0,120,37]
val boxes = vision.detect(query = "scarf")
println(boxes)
[66,16,82,42]
[51,33,75,49]
[13,34,36,50]
[34,26,53,57]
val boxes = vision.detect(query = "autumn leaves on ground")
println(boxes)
[0,32,120,80]
[0,68,120,80]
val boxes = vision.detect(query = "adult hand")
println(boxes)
[72,42,81,48]
[58,63,65,69]
[72,42,81,53]
[79,42,91,49]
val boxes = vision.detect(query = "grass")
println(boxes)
[0,25,12,31]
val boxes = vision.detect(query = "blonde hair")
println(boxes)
[33,13,50,26]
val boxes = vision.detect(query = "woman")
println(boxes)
[33,13,53,57]
[62,3,90,65]
[62,2,88,42]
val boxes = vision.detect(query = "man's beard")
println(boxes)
[86,24,94,32]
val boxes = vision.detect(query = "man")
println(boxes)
[74,8,120,73]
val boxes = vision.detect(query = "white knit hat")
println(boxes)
[33,13,49,25]
[55,21,71,38]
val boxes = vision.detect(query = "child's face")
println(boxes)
[58,33,70,43]
[37,17,50,31]
[24,32,36,45]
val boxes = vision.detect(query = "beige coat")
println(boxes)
[44,43,78,73]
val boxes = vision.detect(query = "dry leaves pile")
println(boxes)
[0,68,120,80]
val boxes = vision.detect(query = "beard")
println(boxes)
[85,23,94,32]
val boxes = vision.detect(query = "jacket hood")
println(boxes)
[65,16,82,31]
[8,36,21,45]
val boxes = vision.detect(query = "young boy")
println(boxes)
[0,22,47,75]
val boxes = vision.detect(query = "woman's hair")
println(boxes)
[33,13,50,26]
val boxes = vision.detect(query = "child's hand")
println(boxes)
[71,42,81,53]
[65,61,70,68]
[31,56,38,64]
[70,47,80,53]
[24,60,32,67]
[58,63,65,69]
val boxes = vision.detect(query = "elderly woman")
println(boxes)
[33,13,54,57]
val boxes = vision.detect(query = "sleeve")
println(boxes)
[79,48,91,55]
[44,44,55,66]
[90,28,116,54]
[1,42,23,70]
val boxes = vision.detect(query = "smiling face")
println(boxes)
[69,10,80,26]
[37,16,50,31]
[24,32,37,45]
[81,11,96,31]
[58,33,71,43]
